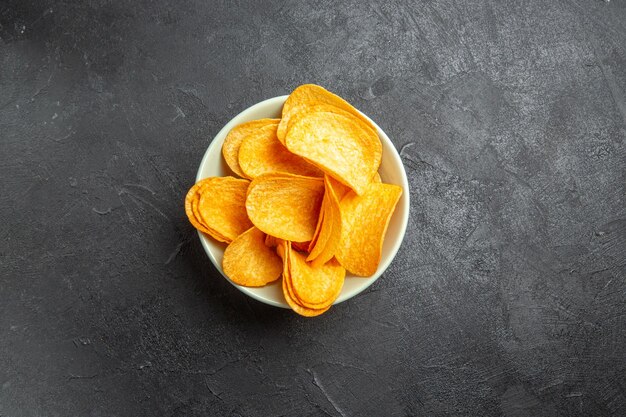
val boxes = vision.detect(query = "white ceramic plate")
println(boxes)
[196,96,410,308]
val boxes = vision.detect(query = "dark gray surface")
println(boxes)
[1,0,625,415]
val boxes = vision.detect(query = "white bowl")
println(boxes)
[196,96,410,308]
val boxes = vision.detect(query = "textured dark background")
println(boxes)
[1,0,625,416]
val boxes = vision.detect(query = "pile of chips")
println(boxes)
[185,84,402,316]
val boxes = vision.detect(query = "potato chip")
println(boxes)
[336,183,402,276]
[185,179,230,242]
[278,241,332,317]
[222,119,279,178]
[283,271,330,317]
[238,123,322,178]
[307,197,325,253]
[289,248,345,308]
[276,241,297,302]
[246,173,324,242]
[307,194,332,261]
[308,176,343,267]
[196,177,253,243]
[277,84,375,143]
[192,193,230,242]
[223,227,282,287]
[285,110,382,195]
[185,179,215,235]
[276,104,357,147]
[373,172,382,183]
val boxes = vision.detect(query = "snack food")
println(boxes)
[335,183,403,276]
[278,240,344,316]
[277,84,375,143]
[238,122,322,179]
[223,227,282,287]
[222,119,279,179]
[185,177,252,243]
[245,173,324,242]
[185,84,402,316]
[285,109,381,195]
[307,176,342,267]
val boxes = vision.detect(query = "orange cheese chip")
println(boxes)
[222,119,279,178]
[246,173,324,242]
[238,122,322,178]
[285,110,382,195]
[223,227,282,287]
[196,177,253,243]
[277,84,376,143]
[336,183,402,276]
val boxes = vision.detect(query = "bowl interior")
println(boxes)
[196,96,410,308]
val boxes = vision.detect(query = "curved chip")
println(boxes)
[336,183,402,276]
[246,173,324,242]
[278,241,332,317]
[307,194,332,261]
[222,119,279,178]
[196,176,253,243]
[289,248,345,309]
[277,84,375,143]
[285,110,382,195]
[307,194,326,253]
[185,178,230,242]
[277,104,358,147]
[283,270,330,317]
[185,179,216,236]
[308,176,343,266]
[192,193,229,242]
[223,227,282,287]
[238,123,322,178]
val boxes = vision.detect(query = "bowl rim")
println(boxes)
[196,95,410,308]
